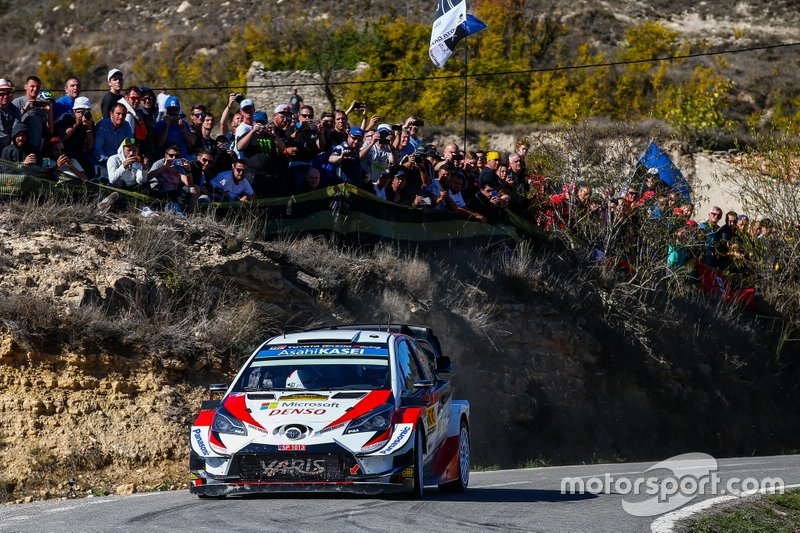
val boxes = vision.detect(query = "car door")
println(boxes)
[410,341,451,452]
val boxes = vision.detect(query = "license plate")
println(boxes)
[278,444,307,451]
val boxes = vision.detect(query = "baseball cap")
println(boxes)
[274,104,291,114]
[349,127,365,138]
[107,69,123,81]
[72,96,92,110]
[165,96,180,109]
[486,151,500,162]
[122,137,137,147]
[0,79,13,92]
[38,90,54,101]
[376,123,392,133]
[253,111,268,122]
[239,99,254,109]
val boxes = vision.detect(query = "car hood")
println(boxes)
[223,389,393,434]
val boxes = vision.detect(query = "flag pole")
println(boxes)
[463,35,468,154]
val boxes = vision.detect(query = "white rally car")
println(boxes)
[189,326,470,498]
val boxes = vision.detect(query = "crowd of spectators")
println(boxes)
[0,70,783,287]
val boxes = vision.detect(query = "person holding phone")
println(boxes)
[107,137,147,190]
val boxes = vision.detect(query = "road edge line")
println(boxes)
[650,483,800,533]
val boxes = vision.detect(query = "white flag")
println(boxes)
[429,0,467,68]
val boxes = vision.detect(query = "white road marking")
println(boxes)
[44,505,78,513]
[7,515,32,521]
[650,483,800,533]
[473,481,533,488]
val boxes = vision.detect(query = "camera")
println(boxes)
[452,153,464,161]
[392,124,402,131]
[378,131,391,144]
[354,101,366,109]
[31,100,47,108]
[234,93,244,103]
[412,119,424,127]
[84,110,92,121]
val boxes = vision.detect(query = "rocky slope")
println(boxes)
[1,194,799,503]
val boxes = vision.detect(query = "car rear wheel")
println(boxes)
[439,420,469,493]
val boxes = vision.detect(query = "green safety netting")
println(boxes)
[0,160,548,247]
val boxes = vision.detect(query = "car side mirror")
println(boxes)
[209,383,228,399]
[436,356,452,374]
[413,380,434,390]
[400,396,429,408]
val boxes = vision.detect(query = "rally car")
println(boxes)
[189,326,470,498]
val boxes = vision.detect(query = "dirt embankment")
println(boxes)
[1,205,799,503]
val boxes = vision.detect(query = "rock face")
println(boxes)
[0,200,798,503]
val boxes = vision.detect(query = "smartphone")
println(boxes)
[354,102,366,109]
[391,124,402,131]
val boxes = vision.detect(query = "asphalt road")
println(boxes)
[2,454,798,532]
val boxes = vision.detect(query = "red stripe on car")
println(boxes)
[322,390,392,429]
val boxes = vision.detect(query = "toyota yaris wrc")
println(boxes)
[189,326,470,498]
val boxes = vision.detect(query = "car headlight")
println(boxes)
[345,403,394,434]
[211,405,248,436]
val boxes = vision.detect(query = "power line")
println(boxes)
[82,40,800,93]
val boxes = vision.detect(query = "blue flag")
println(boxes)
[429,1,487,68]
[638,141,692,202]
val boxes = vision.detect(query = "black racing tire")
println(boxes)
[408,429,425,500]
[439,420,470,493]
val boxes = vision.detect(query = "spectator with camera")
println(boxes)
[329,127,369,186]
[398,144,430,199]
[398,116,423,156]
[47,136,88,181]
[93,102,132,179]
[0,79,20,150]
[154,96,195,158]
[52,77,81,120]
[364,123,397,183]
[239,110,287,197]
[290,104,325,162]
[12,77,53,153]
[56,96,95,179]
[147,143,193,212]
[119,86,143,136]
[467,181,509,224]
[107,137,147,190]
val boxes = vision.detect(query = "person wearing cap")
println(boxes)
[329,127,369,186]
[92,102,133,178]
[101,69,124,119]
[0,78,20,149]
[233,98,256,158]
[154,96,195,158]
[48,136,88,181]
[52,77,81,120]
[107,137,146,190]
[363,123,397,183]
[372,166,394,200]
[270,103,298,173]
[1,122,38,165]
[56,96,95,179]
[237,109,286,197]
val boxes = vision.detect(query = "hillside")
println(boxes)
[1,192,799,502]
[1,0,798,108]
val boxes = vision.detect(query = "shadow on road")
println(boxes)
[435,487,598,503]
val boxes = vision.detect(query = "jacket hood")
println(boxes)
[11,122,28,138]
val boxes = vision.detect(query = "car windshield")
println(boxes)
[233,344,391,392]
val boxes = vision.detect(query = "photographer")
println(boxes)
[290,104,326,161]
[328,127,369,186]
[398,115,423,156]
[153,96,195,158]
[57,96,95,179]
[147,144,193,213]
[238,110,286,197]
[397,144,430,199]
[364,123,397,183]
